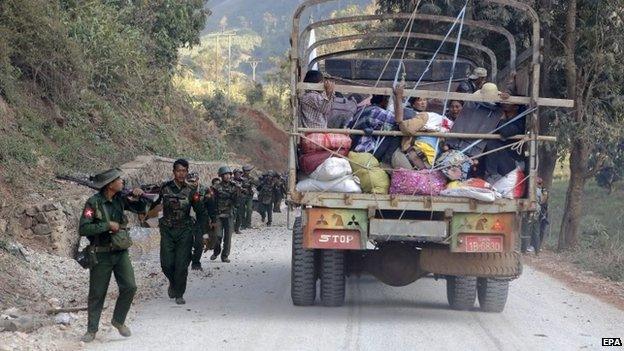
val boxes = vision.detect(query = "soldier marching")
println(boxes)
[76,161,282,342]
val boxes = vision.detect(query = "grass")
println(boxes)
[546,179,624,281]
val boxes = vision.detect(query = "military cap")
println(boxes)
[218,166,233,176]
[242,165,254,172]
[90,168,123,190]
[233,168,242,174]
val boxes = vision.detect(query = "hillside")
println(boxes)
[203,0,374,74]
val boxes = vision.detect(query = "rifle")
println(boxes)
[56,174,160,204]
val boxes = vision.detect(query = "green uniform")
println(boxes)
[192,185,213,266]
[233,178,245,233]
[257,177,276,225]
[79,193,148,334]
[212,181,240,259]
[152,180,206,298]
[240,173,257,228]
[272,176,286,213]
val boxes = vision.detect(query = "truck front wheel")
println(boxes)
[291,217,317,306]
[320,249,346,307]
[446,276,476,310]
[477,278,510,312]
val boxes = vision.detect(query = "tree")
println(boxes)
[557,0,624,250]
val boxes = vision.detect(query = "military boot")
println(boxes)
[112,321,132,337]
[191,262,203,271]
[175,297,186,305]
[81,332,96,343]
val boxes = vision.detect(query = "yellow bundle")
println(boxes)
[348,152,390,194]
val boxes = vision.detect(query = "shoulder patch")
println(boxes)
[192,192,201,203]
[83,205,95,219]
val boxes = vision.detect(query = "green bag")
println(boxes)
[111,230,133,250]
[101,203,133,251]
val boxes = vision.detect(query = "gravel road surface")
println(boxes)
[87,212,624,351]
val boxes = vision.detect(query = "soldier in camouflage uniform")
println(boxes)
[257,171,277,226]
[150,159,207,305]
[241,165,257,229]
[185,172,214,271]
[272,173,287,213]
[232,169,245,234]
[78,168,149,343]
[210,166,241,263]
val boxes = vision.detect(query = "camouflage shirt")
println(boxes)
[257,178,277,205]
[152,180,206,228]
[213,180,241,217]
[239,174,258,198]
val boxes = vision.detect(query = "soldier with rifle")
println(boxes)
[77,168,150,343]
[185,172,214,271]
[257,171,277,226]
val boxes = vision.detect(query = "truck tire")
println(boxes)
[291,217,317,306]
[477,278,509,312]
[320,249,346,307]
[446,276,477,310]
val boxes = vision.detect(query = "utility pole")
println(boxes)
[206,31,237,99]
[248,58,262,82]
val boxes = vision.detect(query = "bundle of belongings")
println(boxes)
[295,82,529,201]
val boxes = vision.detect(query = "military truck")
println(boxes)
[287,0,572,311]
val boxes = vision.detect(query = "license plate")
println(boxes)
[464,235,503,253]
[309,230,361,250]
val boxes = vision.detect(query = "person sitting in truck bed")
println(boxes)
[299,70,336,129]
[456,67,488,94]
[482,102,527,183]
[348,87,404,164]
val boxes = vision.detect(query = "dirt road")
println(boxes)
[87,212,623,351]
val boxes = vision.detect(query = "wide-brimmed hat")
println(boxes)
[468,67,488,80]
[90,168,123,190]
[474,82,500,97]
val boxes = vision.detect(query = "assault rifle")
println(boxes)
[55,174,160,204]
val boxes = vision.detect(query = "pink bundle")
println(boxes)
[389,169,448,196]
[300,133,352,154]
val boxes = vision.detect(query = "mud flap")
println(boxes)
[420,246,522,278]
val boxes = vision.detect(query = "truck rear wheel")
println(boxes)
[320,249,346,307]
[291,217,317,306]
[477,278,510,312]
[446,276,476,310]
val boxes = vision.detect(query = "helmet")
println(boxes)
[218,166,232,176]
[233,168,242,174]
[242,165,254,172]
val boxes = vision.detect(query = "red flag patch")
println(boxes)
[192,192,201,203]
[83,206,94,219]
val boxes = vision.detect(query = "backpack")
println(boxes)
[327,96,357,128]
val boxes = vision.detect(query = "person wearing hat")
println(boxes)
[241,165,257,229]
[211,166,241,262]
[232,168,245,234]
[150,159,207,304]
[78,168,150,343]
[456,67,488,94]
[257,170,278,226]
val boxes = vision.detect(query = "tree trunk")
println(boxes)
[558,140,589,250]
[558,0,582,251]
